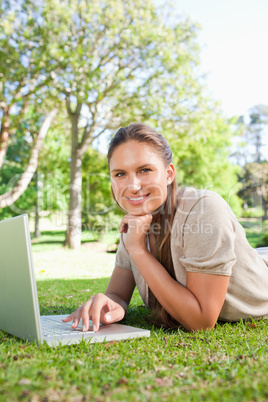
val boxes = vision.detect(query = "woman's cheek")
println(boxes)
[111,179,120,197]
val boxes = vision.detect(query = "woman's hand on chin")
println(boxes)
[119,213,152,254]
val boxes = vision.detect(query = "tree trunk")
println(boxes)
[34,171,41,238]
[65,112,82,249]
[0,108,57,209]
[34,202,41,238]
[262,195,268,221]
[0,105,10,168]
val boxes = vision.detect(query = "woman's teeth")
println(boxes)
[128,195,147,201]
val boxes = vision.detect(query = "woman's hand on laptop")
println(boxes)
[62,293,125,333]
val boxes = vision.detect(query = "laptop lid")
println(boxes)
[0,214,43,343]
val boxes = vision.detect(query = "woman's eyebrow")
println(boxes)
[111,164,153,173]
[138,164,153,169]
[111,168,126,173]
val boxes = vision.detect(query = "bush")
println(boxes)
[106,236,120,253]
[260,233,268,246]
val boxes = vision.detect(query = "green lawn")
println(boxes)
[0,221,267,401]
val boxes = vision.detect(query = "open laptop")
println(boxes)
[0,214,150,346]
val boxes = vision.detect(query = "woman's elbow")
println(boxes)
[183,315,217,332]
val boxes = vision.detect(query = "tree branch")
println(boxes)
[0,108,58,209]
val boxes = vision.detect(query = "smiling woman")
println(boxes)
[109,139,175,216]
[63,123,268,333]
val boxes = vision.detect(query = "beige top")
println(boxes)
[115,187,268,322]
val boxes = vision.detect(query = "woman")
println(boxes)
[63,123,268,332]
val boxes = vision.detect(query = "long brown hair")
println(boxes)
[107,123,180,328]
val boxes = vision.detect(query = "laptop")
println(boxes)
[0,214,150,346]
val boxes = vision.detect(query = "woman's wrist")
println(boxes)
[127,245,150,259]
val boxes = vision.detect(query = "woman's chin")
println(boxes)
[121,202,163,216]
[123,207,150,216]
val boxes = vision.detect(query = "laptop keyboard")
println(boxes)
[41,320,94,338]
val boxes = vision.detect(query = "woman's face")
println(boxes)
[109,140,175,215]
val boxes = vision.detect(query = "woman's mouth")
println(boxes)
[125,194,150,205]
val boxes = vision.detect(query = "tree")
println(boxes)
[160,104,242,215]
[0,108,57,209]
[247,105,268,163]
[30,0,204,248]
[238,162,268,220]
[0,0,58,207]
[2,0,242,248]
[232,104,268,165]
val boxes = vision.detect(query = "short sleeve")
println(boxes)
[179,192,236,276]
[114,234,132,271]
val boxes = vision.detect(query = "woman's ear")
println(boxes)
[167,163,175,185]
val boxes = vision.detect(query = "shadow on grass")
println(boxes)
[31,231,100,253]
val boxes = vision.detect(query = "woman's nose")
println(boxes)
[128,175,141,191]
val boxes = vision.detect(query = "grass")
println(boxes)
[0,220,268,401]
[1,278,268,401]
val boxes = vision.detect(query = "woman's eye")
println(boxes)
[115,172,125,177]
[141,168,151,173]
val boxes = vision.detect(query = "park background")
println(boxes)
[0,0,268,401]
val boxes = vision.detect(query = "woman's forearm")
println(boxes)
[128,248,214,331]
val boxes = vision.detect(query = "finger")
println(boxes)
[72,312,80,329]
[146,213,153,225]
[103,306,125,324]
[81,298,94,332]
[91,294,108,332]
[143,214,153,231]
[62,312,74,322]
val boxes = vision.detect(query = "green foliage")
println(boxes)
[0,0,59,128]
[37,110,70,213]
[238,162,268,219]
[0,109,38,218]
[0,107,69,219]
[161,110,243,215]
[260,232,268,246]
[240,219,268,248]
[1,0,243,226]
[81,147,123,235]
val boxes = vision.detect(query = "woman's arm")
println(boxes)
[120,213,230,331]
[129,247,229,331]
[62,267,136,332]
[105,266,136,312]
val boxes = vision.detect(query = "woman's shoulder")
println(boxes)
[178,186,224,199]
[175,187,232,224]
[177,187,224,210]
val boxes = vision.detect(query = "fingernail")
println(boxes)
[106,314,111,322]
[82,325,86,332]
[93,325,97,332]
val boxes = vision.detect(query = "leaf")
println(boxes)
[154,377,173,387]
[19,379,32,386]
[247,322,258,328]
[116,377,128,385]
[104,341,118,348]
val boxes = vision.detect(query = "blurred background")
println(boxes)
[1,0,268,261]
